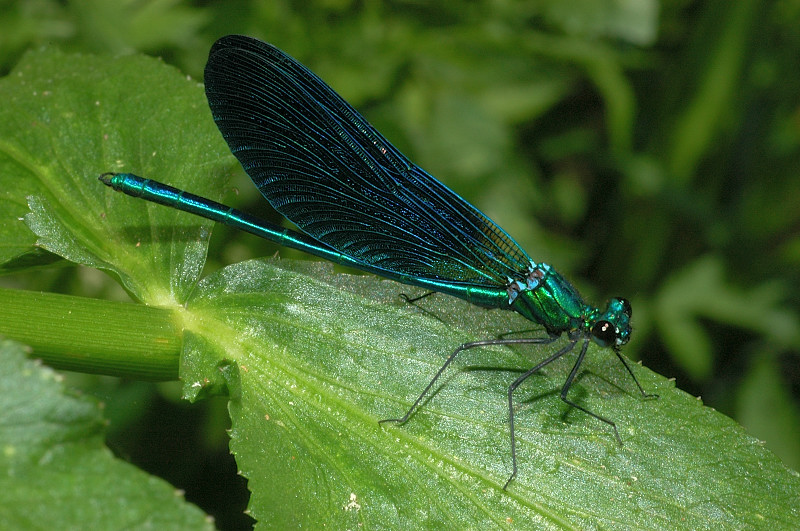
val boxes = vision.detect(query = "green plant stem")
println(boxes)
[0,287,180,380]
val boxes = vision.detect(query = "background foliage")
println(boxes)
[1,0,798,528]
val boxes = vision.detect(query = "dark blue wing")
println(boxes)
[204,35,531,287]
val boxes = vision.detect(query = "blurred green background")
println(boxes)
[1,0,798,528]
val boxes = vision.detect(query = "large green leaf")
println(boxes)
[0,339,213,529]
[177,258,800,528]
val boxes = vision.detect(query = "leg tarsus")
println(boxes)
[613,349,658,400]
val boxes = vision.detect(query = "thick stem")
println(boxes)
[0,287,180,380]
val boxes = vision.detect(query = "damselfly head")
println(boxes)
[590,297,632,347]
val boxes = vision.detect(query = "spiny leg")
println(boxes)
[379,335,558,425]
[503,338,578,489]
[502,340,657,489]
[612,349,658,399]
[531,345,658,487]
[559,338,622,444]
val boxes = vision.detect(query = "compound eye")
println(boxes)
[591,320,618,347]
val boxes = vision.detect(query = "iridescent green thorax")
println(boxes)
[509,263,632,347]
